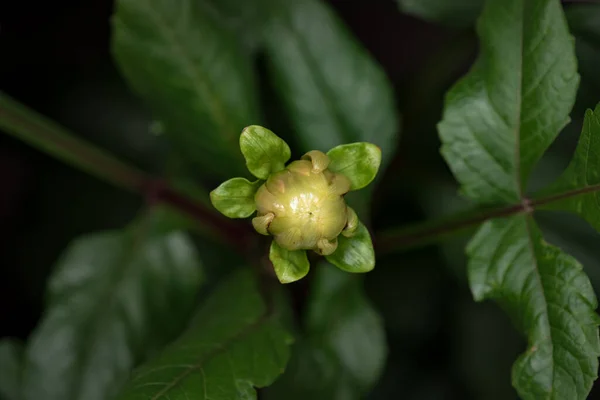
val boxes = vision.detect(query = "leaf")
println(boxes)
[0,339,22,400]
[22,215,203,400]
[196,0,264,52]
[467,215,600,399]
[263,264,386,399]
[116,269,293,400]
[438,0,579,205]
[327,143,381,191]
[112,0,259,179]
[396,0,484,28]
[435,1,600,398]
[240,125,291,179]
[269,241,310,284]
[262,0,399,167]
[537,104,600,232]
[326,222,375,273]
[210,177,261,218]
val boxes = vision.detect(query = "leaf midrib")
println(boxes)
[124,1,238,149]
[148,313,271,400]
[69,227,151,400]
[513,1,525,200]
[277,2,356,146]
[523,216,554,398]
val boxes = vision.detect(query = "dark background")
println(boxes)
[1,1,599,399]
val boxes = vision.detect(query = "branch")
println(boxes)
[376,182,600,254]
[0,92,254,254]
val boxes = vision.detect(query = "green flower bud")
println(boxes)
[252,156,352,255]
[210,125,381,283]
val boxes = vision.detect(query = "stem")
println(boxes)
[4,92,600,257]
[377,180,600,254]
[0,93,150,193]
[375,203,526,253]
[0,92,254,254]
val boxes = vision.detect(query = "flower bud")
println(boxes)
[252,158,351,255]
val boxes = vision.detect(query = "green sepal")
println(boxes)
[210,177,262,218]
[326,143,381,190]
[269,241,310,284]
[240,125,291,179]
[326,222,375,273]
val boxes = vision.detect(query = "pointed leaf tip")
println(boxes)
[269,241,310,283]
[327,143,381,191]
[240,125,291,179]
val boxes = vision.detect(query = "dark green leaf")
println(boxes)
[269,241,310,284]
[197,0,264,52]
[438,0,579,205]
[210,177,261,218]
[396,0,484,28]
[112,0,259,179]
[116,269,293,400]
[22,215,203,400]
[467,215,600,399]
[326,222,375,273]
[305,265,386,388]
[240,125,291,179]
[327,143,381,191]
[0,339,22,400]
[264,264,386,399]
[262,0,399,166]
[537,105,600,231]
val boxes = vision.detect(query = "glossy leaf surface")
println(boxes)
[326,222,375,273]
[468,216,600,399]
[112,0,259,178]
[21,217,203,400]
[262,0,399,167]
[264,264,386,399]
[438,0,578,205]
[327,143,381,191]
[116,269,293,400]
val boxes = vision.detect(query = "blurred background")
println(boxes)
[1,0,600,399]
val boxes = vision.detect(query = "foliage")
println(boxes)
[1,0,600,399]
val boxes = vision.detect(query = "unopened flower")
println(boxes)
[210,126,380,283]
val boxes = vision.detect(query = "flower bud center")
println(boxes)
[254,160,348,251]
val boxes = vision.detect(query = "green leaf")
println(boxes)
[264,264,386,399]
[396,0,484,28]
[467,215,600,400]
[269,241,310,283]
[438,0,579,205]
[537,104,600,231]
[112,0,259,179]
[0,339,22,400]
[240,125,291,179]
[326,222,374,273]
[116,269,293,399]
[195,0,263,52]
[210,177,261,218]
[327,143,381,191]
[22,216,203,400]
[262,0,399,167]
